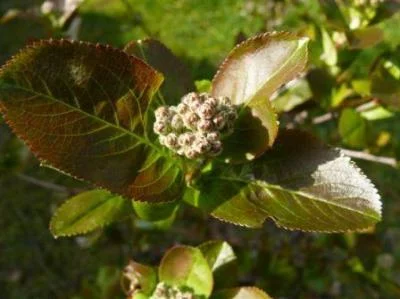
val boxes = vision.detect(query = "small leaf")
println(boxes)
[50,189,131,237]
[159,246,213,297]
[339,108,367,149]
[370,60,400,111]
[211,32,308,161]
[124,39,195,105]
[196,130,381,232]
[133,200,179,221]
[0,39,184,202]
[195,79,212,93]
[320,28,337,66]
[212,287,272,299]
[198,240,237,289]
[272,78,311,113]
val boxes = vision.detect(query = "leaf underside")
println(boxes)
[0,39,184,202]
[124,38,195,106]
[197,130,381,232]
[211,32,309,162]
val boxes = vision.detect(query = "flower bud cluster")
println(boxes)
[154,92,238,159]
[151,282,195,299]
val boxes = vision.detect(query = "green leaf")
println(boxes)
[159,246,213,297]
[0,39,184,202]
[211,32,309,162]
[124,38,195,105]
[195,79,212,93]
[133,200,179,221]
[122,261,157,296]
[371,60,400,111]
[339,108,367,149]
[196,130,381,232]
[320,28,337,66]
[212,287,271,299]
[272,78,311,113]
[198,241,237,289]
[50,189,131,237]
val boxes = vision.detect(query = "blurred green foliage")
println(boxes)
[1,0,400,298]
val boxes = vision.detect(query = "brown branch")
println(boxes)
[341,149,398,168]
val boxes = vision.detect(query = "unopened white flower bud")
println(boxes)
[177,103,189,115]
[197,119,214,132]
[178,132,195,147]
[182,92,197,105]
[198,103,215,119]
[213,113,227,130]
[164,133,179,150]
[185,148,200,159]
[171,114,184,131]
[206,132,220,142]
[183,112,199,129]
[205,97,218,108]
[155,106,170,119]
[153,121,169,135]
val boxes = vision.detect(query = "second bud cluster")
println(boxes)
[153,92,238,159]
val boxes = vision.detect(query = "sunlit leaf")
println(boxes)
[272,78,311,113]
[211,32,309,162]
[133,199,179,221]
[320,28,337,66]
[0,39,184,202]
[212,287,272,299]
[371,60,400,111]
[124,38,195,105]
[50,189,131,237]
[196,130,381,232]
[339,108,367,148]
[198,240,237,289]
[159,246,213,297]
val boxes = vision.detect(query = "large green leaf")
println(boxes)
[195,130,381,232]
[159,246,213,297]
[212,287,271,299]
[211,32,308,162]
[124,38,195,105]
[0,40,184,202]
[50,189,131,237]
[198,240,237,289]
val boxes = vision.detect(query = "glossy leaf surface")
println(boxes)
[124,39,195,105]
[50,189,131,237]
[0,40,184,202]
[212,32,308,162]
[159,246,213,297]
[197,130,381,232]
[212,287,271,299]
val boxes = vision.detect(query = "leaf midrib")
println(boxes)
[1,81,172,159]
[216,175,380,220]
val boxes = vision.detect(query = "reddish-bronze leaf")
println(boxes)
[211,32,308,162]
[124,39,195,105]
[0,39,184,202]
